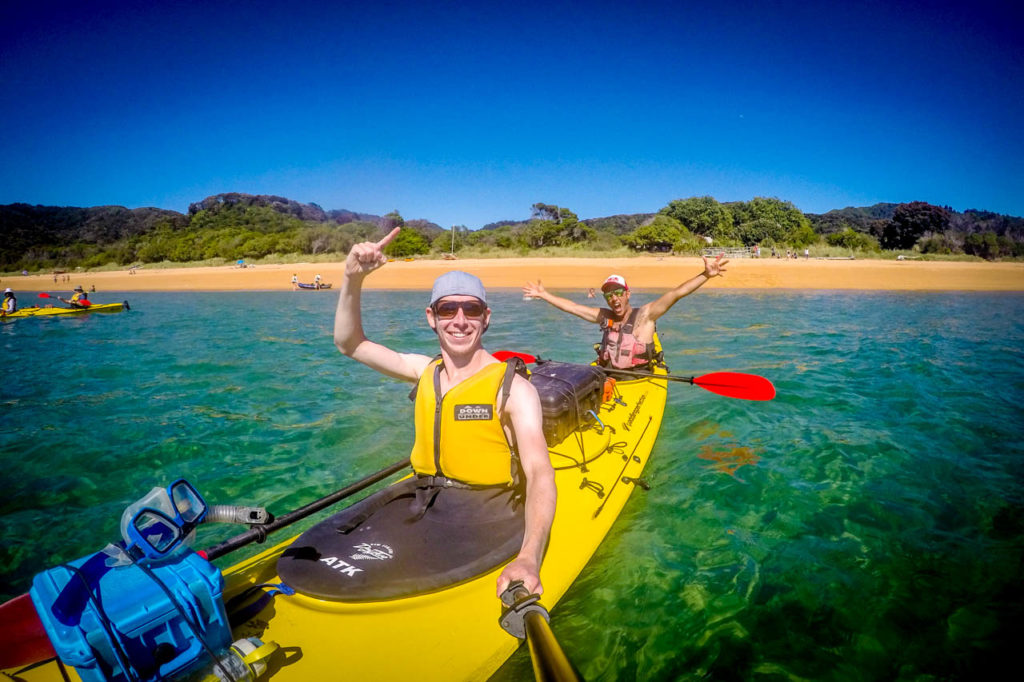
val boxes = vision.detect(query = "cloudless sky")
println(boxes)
[2,0,1021,228]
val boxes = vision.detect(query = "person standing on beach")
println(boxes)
[522,254,728,371]
[335,228,556,597]
[292,274,299,290]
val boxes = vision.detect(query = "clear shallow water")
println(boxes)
[2,289,1022,680]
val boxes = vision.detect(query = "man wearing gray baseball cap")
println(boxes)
[334,228,555,599]
[428,269,487,306]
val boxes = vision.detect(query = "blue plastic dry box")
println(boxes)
[30,547,231,682]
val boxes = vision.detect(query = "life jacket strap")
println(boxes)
[597,309,661,368]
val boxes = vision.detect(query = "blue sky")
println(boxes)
[2,0,1021,228]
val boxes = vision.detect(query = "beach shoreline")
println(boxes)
[5,256,1023,294]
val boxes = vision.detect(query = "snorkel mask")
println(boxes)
[119,479,208,562]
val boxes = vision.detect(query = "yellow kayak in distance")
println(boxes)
[2,301,129,320]
[1,361,668,681]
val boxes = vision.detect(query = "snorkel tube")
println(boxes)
[205,504,273,526]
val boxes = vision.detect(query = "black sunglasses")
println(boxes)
[433,299,486,320]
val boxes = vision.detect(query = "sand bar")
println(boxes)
[5,257,1023,294]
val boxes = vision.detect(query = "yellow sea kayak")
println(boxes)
[222,365,667,681]
[1,362,667,681]
[1,302,129,319]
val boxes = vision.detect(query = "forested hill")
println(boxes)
[185,193,386,226]
[2,204,188,249]
[0,194,386,250]
[2,193,1023,272]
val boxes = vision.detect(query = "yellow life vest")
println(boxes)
[409,359,517,486]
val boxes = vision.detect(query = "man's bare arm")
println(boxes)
[523,280,603,324]
[495,375,556,596]
[334,228,431,382]
[645,253,728,322]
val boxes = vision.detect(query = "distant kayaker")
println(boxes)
[522,254,728,371]
[59,286,92,308]
[335,228,556,598]
[2,288,16,314]
[314,273,322,289]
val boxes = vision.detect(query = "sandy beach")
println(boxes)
[6,257,1023,294]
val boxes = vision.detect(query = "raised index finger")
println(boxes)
[377,227,402,248]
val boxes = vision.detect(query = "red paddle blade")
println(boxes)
[38,292,52,298]
[493,351,537,363]
[0,592,55,668]
[693,372,776,401]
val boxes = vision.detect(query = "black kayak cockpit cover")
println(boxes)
[277,479,525,601]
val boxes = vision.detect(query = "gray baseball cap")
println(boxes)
[429,270,487,306]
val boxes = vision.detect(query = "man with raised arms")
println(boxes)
[522,254,728,371]
[334,227,556,597]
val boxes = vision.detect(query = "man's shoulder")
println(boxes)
[395,352,435,381]
[633,301,658,320]
[509,370,535,387]
[508,372,540,403]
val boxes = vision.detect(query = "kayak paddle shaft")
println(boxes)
[499,582,581,682]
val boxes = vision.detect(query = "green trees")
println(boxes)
[431,226,470,254]
[918,233,959,255]
[5,194,1024,273]
[530,203,563,222]
[652,196,815,249]
[881,202,951,250]
[383,227,430,257]
[825,228,881,252]
[732,197,816,246]
[660,196,735,241]
[189,205,305,233]
[962,232,1023,259]
[523,206,594,248]
[622,215,685,251]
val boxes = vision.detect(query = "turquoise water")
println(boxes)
[2,289,1022,680]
